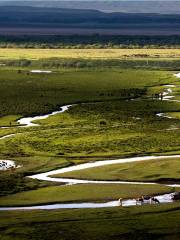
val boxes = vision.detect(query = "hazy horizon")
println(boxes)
[1,0,180,1]
[1,0,180,15]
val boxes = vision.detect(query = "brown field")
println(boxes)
[0,48,180,60]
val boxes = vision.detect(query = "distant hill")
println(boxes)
[1,1,180,14]
[0,6,180,35]
[0,6,180,26]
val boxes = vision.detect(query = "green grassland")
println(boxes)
[0,61,180,239]
[0,115,22,128]
[0,204,180,240]
[56,157,180,183]
[169,112,180,119]
[0,184,174,207]
[0,67,180,197]
[0,100,180,164]
[0,68,176,117]
[0,69,150,116]
[1,100,180,160]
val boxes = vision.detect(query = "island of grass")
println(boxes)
[53,157,180,184]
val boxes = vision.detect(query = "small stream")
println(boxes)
[29,155,180,188]
[0,193,174,211]
[0,74,179,210]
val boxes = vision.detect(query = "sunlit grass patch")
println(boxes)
[55,157,180,182]
[0,115,21,127]
[0,183,173,207]
[0,48,180,60]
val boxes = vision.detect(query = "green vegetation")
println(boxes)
[0,67,179,198]
[56,157,180,182]
[0,203,180,240]
[0,156,70,196]
[0,115,21,127]
[0,184,173,207]
[2,58,180,72]
[169,112,180,119]
[1,35,180,49]
[0,68,174,117]
[2,100,180,159]
[0,173,56,197]
[0,53,180,240]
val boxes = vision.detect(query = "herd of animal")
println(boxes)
[118,192,180,206]
[118,195,160,206]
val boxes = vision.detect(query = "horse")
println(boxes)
[118,198,123,206]
[151,197,160,204]
[135,197,144,205]
[142,195,151,201]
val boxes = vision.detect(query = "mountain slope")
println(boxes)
[1,1,180,14]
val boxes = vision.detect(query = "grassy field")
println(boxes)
[0,184,173,207]
[0,59,180,239]
[0,115,21,127]
[0,203,180,240]
[0,48,180,60]
[1,100,180,161]
[56,157,180,182]
[0,67,179,197]
[0,68,177,117]
[169,112,180,119]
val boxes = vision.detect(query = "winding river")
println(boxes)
[0,75,180,210]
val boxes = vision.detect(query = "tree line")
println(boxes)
[0,35,180,49]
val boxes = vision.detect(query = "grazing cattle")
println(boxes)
[151,197,160,204]
[135,197,144,205]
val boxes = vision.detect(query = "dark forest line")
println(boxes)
[0,35,180,49]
